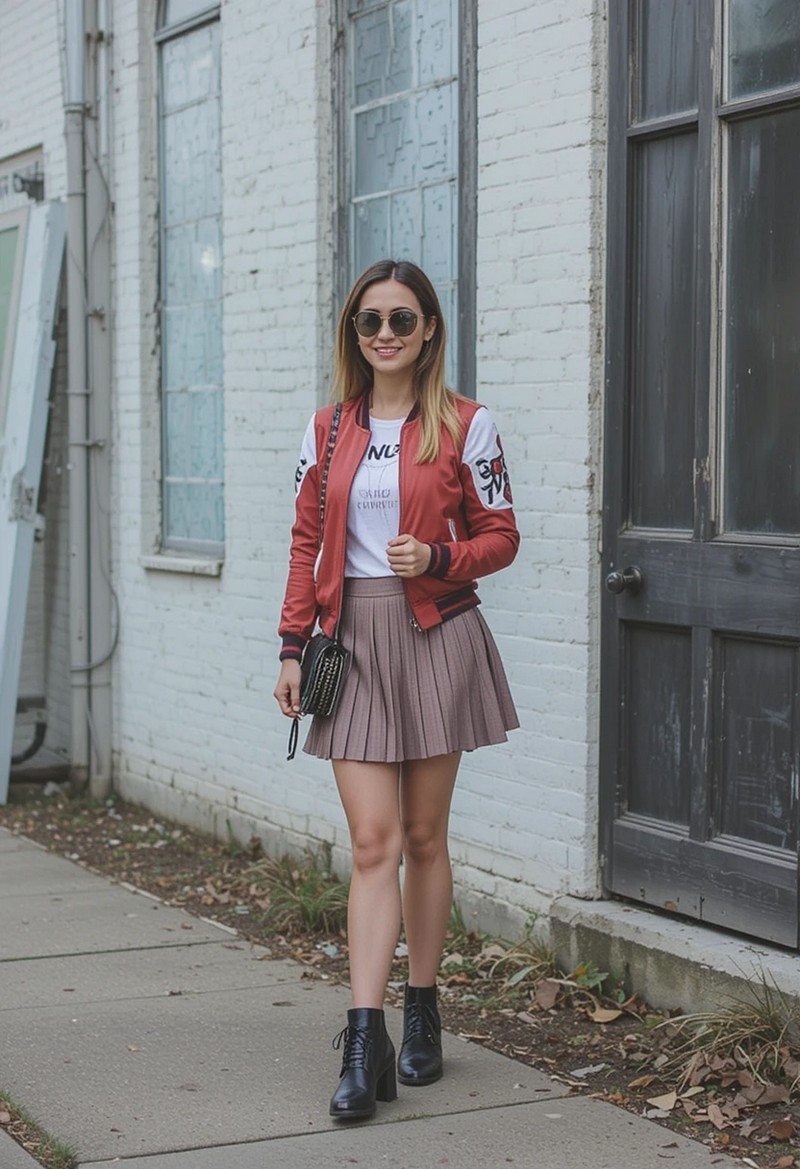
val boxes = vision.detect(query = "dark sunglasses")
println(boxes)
[352,309,421,338]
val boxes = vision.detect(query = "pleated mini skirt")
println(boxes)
[303,576,519,763]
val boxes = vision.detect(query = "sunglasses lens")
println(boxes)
[354,311,381,337]
[389,310,418,336]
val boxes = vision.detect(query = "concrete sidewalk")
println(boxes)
[0,826,737,1168]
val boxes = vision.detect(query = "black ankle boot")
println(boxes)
[329,1007,397,1119]
[397,983,443,1086]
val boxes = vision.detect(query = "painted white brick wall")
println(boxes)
[463,0,606,915]
[0,3,67,193]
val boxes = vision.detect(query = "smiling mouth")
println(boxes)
[375,347,400,356]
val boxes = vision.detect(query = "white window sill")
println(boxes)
[140,554,223,577]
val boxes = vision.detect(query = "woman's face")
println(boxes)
[354,279,436,381]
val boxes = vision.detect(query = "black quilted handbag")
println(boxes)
[287,404,349,761]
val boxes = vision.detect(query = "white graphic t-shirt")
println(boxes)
[345,416,404,577]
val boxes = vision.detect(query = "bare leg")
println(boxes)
[334,759,403,1008]
[400,752,461,987]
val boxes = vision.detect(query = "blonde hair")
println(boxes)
[332,260,462,462]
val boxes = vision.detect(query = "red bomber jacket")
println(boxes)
[278,392,519,661]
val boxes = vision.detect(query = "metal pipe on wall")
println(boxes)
[63,0,91,792]
[84,0,113,798]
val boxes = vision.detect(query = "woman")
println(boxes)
[274,260,519,1120]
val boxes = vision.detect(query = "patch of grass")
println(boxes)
[661,971,800,1090]
[245,842,349,934]
[0,1091,78,1169]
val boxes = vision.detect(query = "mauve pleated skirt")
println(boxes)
[303,576,519,763]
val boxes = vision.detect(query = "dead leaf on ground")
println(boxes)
[628,1073,659,1089]
[769,1117,795,1141]
[646,1090,677,1111]
[440,952,464,969]
[734,1083,791,1109]
[534,979,560,1010]
[589,1006,623,1024]
[706,1102,727,1130]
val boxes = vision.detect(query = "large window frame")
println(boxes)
[156,0,224,556]
[334,0,476,397]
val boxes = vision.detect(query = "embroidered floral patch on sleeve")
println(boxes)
[463,408,514,510]
[475,435,513,506]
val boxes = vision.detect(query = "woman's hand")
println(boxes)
[387,533,432,578]
[274,659,302,718]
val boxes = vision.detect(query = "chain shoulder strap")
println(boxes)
[317,402,342,548]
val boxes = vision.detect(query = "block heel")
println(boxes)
[329,1007,397,1120]
[376,1057,397,1102]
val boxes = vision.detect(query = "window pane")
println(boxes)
[418,0,457,84]
[352,1,413,105]
[390,189,421,260]
[725,109,800,535]
[162,102,220,225]
[189,389,224,479]
[163,304,222,389]
[727,0,800,99]
[421,181,456,285]
[161,24,219,111]
[164,218,222,305]
[354,197,389,273]
[161,0,217,29]
[354,83,457,196]
[637,0,697,120]
[164,482,224,544]
[630,134,697,530]
[164,390,189,478]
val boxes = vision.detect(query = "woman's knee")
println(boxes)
[350,824,402,874]
[401,821,448,867]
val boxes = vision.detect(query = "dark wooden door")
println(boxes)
[601,1,800,947]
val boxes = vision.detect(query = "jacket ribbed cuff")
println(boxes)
[279,633,306,662]
[427,542,451,579]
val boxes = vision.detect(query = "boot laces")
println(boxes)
[403,1001,438,1045]
[332,1024,371,1070]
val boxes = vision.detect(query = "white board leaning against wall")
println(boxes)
[0,200,66,802]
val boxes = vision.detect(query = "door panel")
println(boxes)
[714,637,798,852]
[602,3,800,948]
[625,625,692,824]
[630,134,697,530]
